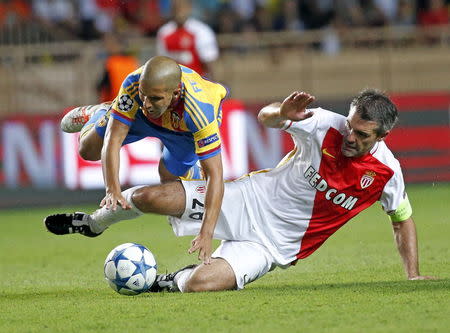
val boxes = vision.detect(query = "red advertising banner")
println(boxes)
[387,92,450,182]
[0,100,254,189]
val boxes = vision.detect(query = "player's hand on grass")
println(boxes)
[408,275,438,280]
[189,232,213,264]
[100,190,131,211]
[280,91,316,122]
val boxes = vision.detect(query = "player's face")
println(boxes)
[139,85,173,119]
[173,0,192,25]
[342,108,385,158]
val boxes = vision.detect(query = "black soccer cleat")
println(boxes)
[148,264,198,292]
[44,212,102,238]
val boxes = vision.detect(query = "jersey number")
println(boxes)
[189,199,204,220]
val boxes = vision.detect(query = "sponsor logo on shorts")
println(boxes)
[198,134,219,148]
[195,185,206,194]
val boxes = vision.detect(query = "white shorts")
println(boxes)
[213,240,276,290]
[168,179,279,289]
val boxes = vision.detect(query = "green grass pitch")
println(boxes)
[1,183,449,333]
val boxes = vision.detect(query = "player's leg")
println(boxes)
[185,241,276,292]
[150,240,276,293]
[78,105,147,161]
[158,152,202,183]
[183,258,237,292]
[148,180,275,292]
[78,122,104,161]
[149,258,235,292]
[158,143,202,183]
[61,102,111,133]
[76,105,111,161]
[44,181,186,236]
[158,158,179,183]
[131,181,185,215]
[88,181,187,233]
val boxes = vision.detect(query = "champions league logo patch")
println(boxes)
[118,94,133,112]
[360,171,376,189]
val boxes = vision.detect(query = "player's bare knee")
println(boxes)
[78,143,101,161]
[131,187,158,212]
[78,129,103,161]
[132,182,185,215]
[184,261,237,292]
[184,273,216,292]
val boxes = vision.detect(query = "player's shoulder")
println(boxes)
[371,141,402,173]
[122,66,143,89]
[157,20,177,36]
[184,18,214,33]
[309,107,346,128]
[182,67,226,97]
[311,107,345,119]
[180,66,203,92]
[180,64,198,76]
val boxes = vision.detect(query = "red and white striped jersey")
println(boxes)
[156,18,218,76]
[240,108,407,265]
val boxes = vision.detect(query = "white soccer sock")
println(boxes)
[89,186,144,233]
[174,268,195,293]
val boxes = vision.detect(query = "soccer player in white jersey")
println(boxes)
[45,89,435,292]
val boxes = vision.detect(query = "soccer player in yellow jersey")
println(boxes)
[60,56,228,263]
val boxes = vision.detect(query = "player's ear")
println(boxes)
[173,86,181,99]
[377,130,390,141]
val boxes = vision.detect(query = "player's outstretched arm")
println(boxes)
[258,91,315,128]
[189,153,224,265]
[392,217,436,280]
[101,117,131,211]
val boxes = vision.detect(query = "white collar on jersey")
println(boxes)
[370,141,380,155]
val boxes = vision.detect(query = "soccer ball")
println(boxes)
[104,243,157,295]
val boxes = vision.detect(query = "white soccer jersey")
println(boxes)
[237,108,407,265]
[156,18,218,76]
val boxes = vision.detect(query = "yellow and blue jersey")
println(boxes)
[111,65,228,159]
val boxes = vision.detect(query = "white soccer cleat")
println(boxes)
[60,103,110,133]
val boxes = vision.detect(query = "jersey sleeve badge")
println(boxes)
[117,94,134,113]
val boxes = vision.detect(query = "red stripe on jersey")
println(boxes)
[111,109,133,122]
[296,128,395,260]
[197,144,221,157]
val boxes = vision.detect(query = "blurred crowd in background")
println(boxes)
[1,0,449,43]
[0,1,449,189]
